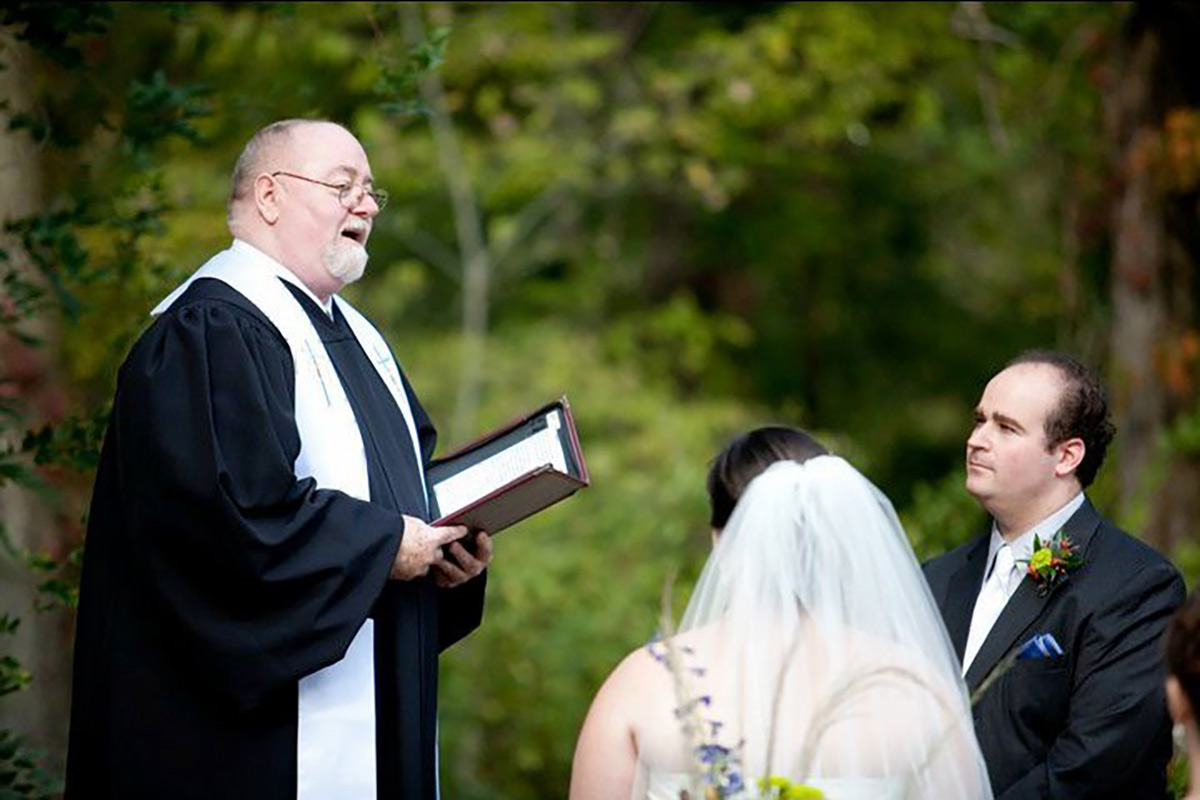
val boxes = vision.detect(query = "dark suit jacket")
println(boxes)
[923,499,1184,800]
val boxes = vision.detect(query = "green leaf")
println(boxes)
[23,553,54,574]
[0,657,32,698]
[0,2,115,69]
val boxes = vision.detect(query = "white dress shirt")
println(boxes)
[961,492,1085,674]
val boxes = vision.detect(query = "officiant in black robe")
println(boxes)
[65,120,492,800]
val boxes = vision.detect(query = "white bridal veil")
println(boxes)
[637,457,992,799]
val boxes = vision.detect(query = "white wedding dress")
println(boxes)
[629,459,992,800]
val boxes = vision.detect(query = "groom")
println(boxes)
[924,351,1184,798]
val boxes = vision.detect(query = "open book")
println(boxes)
[427,397,589,534]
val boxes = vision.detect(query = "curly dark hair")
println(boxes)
[1166,589,1200,715]
[706,426,828,529]
[1005,350,1115,488]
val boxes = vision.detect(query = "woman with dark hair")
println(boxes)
[570,426,991,799]
[1166,590,1200,800]
[705,426,829,530]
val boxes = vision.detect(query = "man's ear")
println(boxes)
[1053,436,1085,479]
[254,173,281,224]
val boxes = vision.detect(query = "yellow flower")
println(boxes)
[759,776,825,799]
[784,787,825,799]
[1029,548,1053,572]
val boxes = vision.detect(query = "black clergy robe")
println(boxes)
[65,277,485,800]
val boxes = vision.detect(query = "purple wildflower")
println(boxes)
[696,743,730,764]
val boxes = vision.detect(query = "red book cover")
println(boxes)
[427,397,589,533]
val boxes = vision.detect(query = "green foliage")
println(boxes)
[1169,747,1189,800]
[345,1,1119,504]
[902,469,987,562]
[0,618,58,800]
[1165,403,1200,458]
[0,616,30,699]
[0,729,60,800]
[0,516,82,612]
[0,2,113,70]
[375,22,451,119]
[4,208,91,323]
[0,454,40,494]
[0,4,201,796]
[22,412,107,474]
[123,70,212,162]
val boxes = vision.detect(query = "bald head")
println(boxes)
[225,119,379,301]
[227,119,353,227]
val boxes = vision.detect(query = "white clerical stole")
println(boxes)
[154,240,426,799]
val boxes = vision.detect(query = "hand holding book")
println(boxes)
[432,530,493,588]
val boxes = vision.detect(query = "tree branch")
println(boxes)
[400,2,491,440]
[401,229,462,283]
[489,183,569,279]
[953,1,1016,153]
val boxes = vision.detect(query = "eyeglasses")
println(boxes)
[270,171,389,211]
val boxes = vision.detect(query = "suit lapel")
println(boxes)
[964,499,1102,692]
[944,533,991,661]
[963,572,1051,690]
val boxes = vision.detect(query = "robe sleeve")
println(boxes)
[111,294,404,710]
[394,351,488,651]
[437,576,487,652]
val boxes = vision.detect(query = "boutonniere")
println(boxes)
[1020,529,1082,597]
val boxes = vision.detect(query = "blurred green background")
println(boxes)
[2,2,1199,797]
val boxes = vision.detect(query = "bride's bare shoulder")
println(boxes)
[612,628,711,684]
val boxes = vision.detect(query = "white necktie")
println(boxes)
[962,544,1016,674]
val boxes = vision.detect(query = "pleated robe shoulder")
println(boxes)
[65,275,485,800]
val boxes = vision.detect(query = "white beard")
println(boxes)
[322,239,368,286]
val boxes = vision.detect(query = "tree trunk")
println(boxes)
[1107,2,1200,551]
[0,42,73,772]
[400,3,492,443]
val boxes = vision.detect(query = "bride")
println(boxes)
[569,427,992,799]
